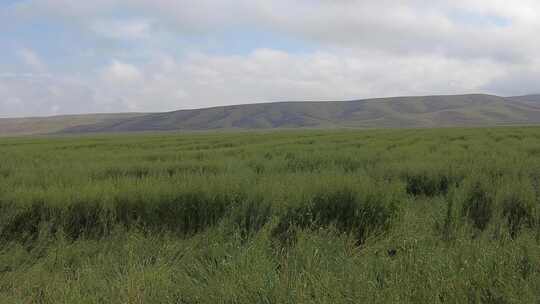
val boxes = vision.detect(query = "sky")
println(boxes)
[0,0,539,118]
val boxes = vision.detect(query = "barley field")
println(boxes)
[0,127,539,303]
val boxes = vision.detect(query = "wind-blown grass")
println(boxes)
[0,127,539,303]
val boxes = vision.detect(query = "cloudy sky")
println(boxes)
[1,0,539,117]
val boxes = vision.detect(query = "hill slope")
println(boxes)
[60,94,540,133]
[0,113,145,136]
[3,94,540,136]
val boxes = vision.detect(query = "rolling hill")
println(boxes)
[0,113,145,137]
[2,94,540,136]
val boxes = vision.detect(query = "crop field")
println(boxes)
[0,127,539,303]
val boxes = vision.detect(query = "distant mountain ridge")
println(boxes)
[3,94,540,136]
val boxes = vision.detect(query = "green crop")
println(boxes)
[0,127,539,303]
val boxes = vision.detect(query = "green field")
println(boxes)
[1,128,539,303]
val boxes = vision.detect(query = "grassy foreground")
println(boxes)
[0,127,539,303]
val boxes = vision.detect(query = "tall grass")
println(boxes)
[0,127,539,302]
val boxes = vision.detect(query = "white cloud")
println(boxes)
[90,19,152,40]
[0,47,520,117]
[100,60,144,85]
[1,0,540,117]
[7,1,540,61]
[0,74,115,118]
[165,49,503,108]
[17,48,46,72]
[482,58,540,96]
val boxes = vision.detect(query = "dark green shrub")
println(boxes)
[404,169,459,196]
[272,204,311,246]
[165,163,221,177]
[0,168,10,178]
[0,202,49,242]
[157,192,230,235]
[405,172,450,196]
[273,186,398,245]
[0,200,67,242]
[461,179,494,231]
[115,191,234,236]
[2,201,113,242]
[229,198,272,239]
[1,186,249,242]
[113,196,148,229]
[62,201,113,239]
[499,185,536,238]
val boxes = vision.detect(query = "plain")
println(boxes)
[0,127,539,303]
